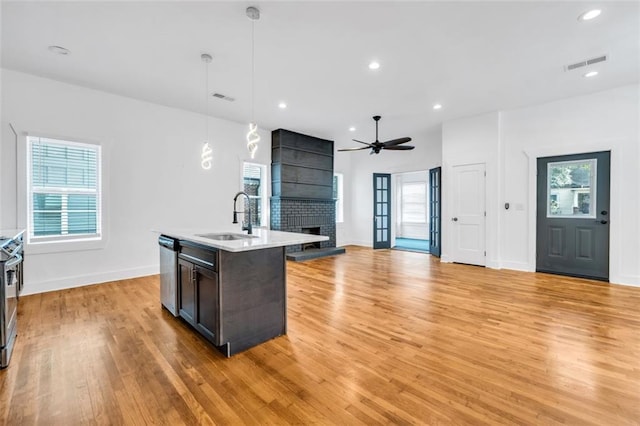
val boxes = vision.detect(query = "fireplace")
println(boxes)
[270,128,345,260]
[301,227,322,251]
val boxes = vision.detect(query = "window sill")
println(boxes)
[25,236,106,255]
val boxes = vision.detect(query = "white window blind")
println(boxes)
[401,182,427,223]
[28,136,102,242]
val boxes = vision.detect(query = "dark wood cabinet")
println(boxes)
[194,266,218,344]
[177,258,196,325]
[175,240,286,357]
[177,245,219,346]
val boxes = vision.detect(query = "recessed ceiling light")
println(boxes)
[368,61,380,70]
[349,126,356,132]
[584,71,599,78]
[278,102,287,109]
[48,45,70,55]
[578,9,601,21]
[433,104,442,110]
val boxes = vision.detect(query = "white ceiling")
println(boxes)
[2,1,639,148]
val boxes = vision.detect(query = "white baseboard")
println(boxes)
[500,261,532,272]
[610,274,640,287]
[348,240,372,248]
[21,265,159,296]
[486,260,501,269]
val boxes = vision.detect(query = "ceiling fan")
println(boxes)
[338,115,414,155]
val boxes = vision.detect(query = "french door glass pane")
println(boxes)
[547,159,597,218]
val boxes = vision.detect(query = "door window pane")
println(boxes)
[547,159,597,218]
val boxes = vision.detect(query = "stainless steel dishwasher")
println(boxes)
[158,235,178,316]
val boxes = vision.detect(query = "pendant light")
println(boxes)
[246,6,260,159]
[201,53,213,170]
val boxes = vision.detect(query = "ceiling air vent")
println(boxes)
[565,54,607,71]
[212,92,235,102]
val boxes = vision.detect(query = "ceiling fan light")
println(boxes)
[578,9,601,21]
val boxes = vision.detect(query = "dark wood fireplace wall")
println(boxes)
[270,129,336,253]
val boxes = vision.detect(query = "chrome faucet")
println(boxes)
[232,191,253,234]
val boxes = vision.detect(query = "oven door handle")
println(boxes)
[5,254,23,269]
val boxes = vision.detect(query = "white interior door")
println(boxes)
[451,163,486,266]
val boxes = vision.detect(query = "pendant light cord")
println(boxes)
[205,57,209,142]
[245,6,260,159]
[251,18,255,124]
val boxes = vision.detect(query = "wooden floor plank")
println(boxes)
[1,246,639,424]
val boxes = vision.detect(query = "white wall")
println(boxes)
[0,1,3,229]
[2,70,271,295]
[333,150,352,247]
[442,85,640,286]
[501,85,639,286]
[441,112,501,267]
[347,125,443,246]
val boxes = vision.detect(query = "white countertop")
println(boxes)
[0,229,25,240]
[155,227,328,252]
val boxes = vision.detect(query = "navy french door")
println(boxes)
[429,167,442,257]
[373,173,391,249]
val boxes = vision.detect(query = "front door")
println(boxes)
[429,167,442,257]
[451,163,486,266]
[536,151,610,280]
[373,173,391,249]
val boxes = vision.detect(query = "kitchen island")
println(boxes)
[158,228,328,357]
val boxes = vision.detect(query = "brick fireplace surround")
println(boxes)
[270,198,336,253]
[270,129,344,259]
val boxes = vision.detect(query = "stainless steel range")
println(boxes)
[0,229,24,369]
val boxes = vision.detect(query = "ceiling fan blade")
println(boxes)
[381,137,412,147]
[383,145,415,151]
[338,146,371,152]
[352,139,373,147]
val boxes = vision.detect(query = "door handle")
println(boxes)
[452,217,458,222]
[599,220,608,224]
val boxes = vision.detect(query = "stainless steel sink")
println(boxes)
[195,233,258,241]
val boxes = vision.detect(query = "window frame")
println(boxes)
[333,173,344,223]
[241,161,268,228]
[27,136,103,245]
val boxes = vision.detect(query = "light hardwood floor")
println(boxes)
[1,246,639,425]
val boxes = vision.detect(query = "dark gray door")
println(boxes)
[537,151,610,280]
[429,167,441,257]
[373,173,391,249]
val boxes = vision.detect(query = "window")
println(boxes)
[401,182,427,223]
[242,162,267,227]
[27,136,102,243]
[547,159,596,218]
[333,173,344,223]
